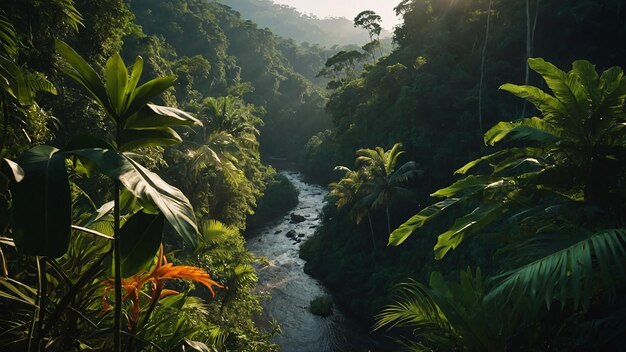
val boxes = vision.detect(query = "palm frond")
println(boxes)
[486,229,626,311]
[373,280,459,351]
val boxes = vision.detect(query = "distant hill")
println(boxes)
[217,0,391,47]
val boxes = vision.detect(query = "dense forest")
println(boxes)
[1,0,625,351]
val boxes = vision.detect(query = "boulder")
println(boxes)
[285,230,297,238]
[290,213,306,223]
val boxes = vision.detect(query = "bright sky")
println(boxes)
[271,0,402,30]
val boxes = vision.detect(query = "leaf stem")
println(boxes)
[114,179,122,352]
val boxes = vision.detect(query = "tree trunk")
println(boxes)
[523,0,540,117]
[386,204,391,235]
[478,0,493,138]
[367,212,375,247]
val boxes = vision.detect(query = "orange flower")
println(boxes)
[102,244,222,330]
[146,245,222,297]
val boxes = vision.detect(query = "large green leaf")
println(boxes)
[528,58,589,121]
[434,202,507,260]
[119,127,182,151]
[125,76,176,119]
[11,146,71,257]
[125,56,143,102]
[484,117,559,146]
[431,175,491,198]
[105,52,128,117]
[0,15,18,58]
[499,83,565,121]
[124,104,201,129]
[572,60,600,105]
[55,39,113,118]
[486,229,626,311]
[388,198,461,246]
[118,211,164,277]
[67,148,199,247]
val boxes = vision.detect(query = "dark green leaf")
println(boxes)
[124,77,176,119]
[124,104,201,129]
[484,117,558,146]
[119,127,182,151]
[11,146,71,257]
[431,175,491,198]
[434,202,507,260]
[118,212,164,277]
[105,52,128,116]
[55,39,114,118]
[388,198,461,246]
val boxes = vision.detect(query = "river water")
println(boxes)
[246,171,376,352]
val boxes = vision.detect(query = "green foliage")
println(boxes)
[383,58,626,349]
[247,172,299,230]
[330,143,420,243]
[374,269,508,352]
[488,229,626,311]
[392,58,626,261]
[117,212,164,277]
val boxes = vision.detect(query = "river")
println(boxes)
[246,171,376,352]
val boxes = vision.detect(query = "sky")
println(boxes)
[270,0,402,30]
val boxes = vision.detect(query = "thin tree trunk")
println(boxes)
[386,204,391,235]
[523,0,540,117]
[367,212,375,247]
[522,0,531,117]
[478,0,493,137]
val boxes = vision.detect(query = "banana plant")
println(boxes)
[9,39,203,350]
[388,58,626,312]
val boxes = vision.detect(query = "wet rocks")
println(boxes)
[297,233,305,238]
[285,230,297,238]
[290,213,306,223]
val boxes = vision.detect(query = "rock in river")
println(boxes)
[285,230,297,238]
[290,213,306,223]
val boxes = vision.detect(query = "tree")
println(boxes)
[329,166,377,246]
[354,10,383,58]
[316,50,366,87]
[355,143,420,235]
[330,143,419,246]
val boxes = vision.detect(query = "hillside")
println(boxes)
[219,0,391,47]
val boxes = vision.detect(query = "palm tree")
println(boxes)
[330,143,420,246]
[329,166,376,246]
[355,143,420,235]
